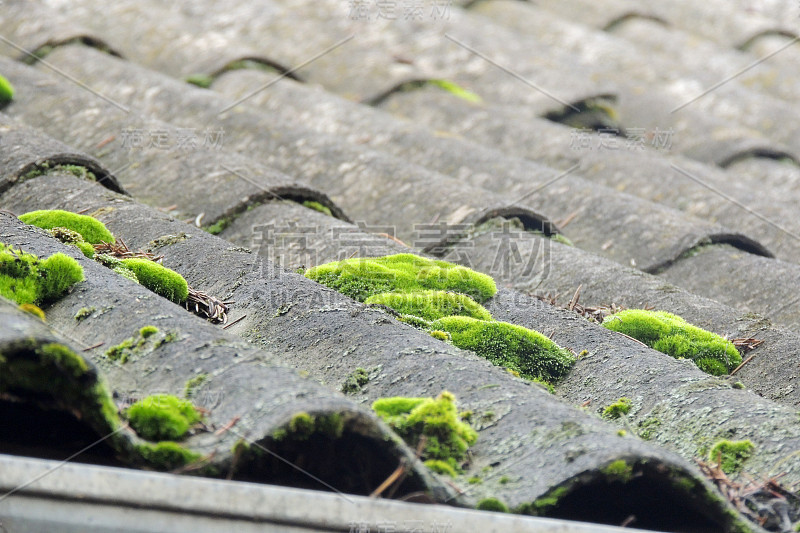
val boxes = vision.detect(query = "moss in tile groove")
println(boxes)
[431,316,575,382]
[602,310,741,375]
[21,209,113,244]
[302,200,333,216]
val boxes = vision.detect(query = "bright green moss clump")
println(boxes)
[372,391,477,474]
[602,310,741,375]
[602,397,632,420]
[431,316,575,382]
[120,258,188,303]
[366,290,493,321]
[708,439,755,474]
[126,394,201,441]
[305,254,497,303]
[0,243,84,305]
[20,210,115,244]
[0,74,14,104]
[139,325,159,338]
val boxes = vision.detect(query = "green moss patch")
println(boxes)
[184,374,208,398]
[429,79,482,103]
[305,254,496,303]
[0,74,14,104]
[602,459,634,483]
[0,243,84,305]
[126,394,201,441]
[602,310,741,375]
[19,303,45,321]
[136,441,202,471]
[602,397,632,420]
[302,200,332,216]
[372,391,477,474]
[431,316,575,382]
[708,439,755,474]
[476,497,509,513]
[20,210,115,244]
[139,325,159,338]
[271,412,345,442]
[120,258,188,303]
[341,367,369,394]
[366,290,492,321]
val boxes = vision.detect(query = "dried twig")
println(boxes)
[732,338,764,353]
[185,287,229,324]
[730,355,755,376]
[214,415,242,436]
[93,239,162,261]
[222,314,246,330]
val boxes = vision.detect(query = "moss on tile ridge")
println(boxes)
[432,316,575,383]
[366,290,493,321]
[602,309,742,375]
[0,242,84,305]
[120,258,188,303]
[372,391,477,476]
[304,253,497,303]
[20,209,114,244]
[428,79,482,103]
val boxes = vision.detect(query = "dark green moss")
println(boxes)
[126,394,201,441]
[205,218,231,235]
[20,209,114,244]
[431,316,575,382]
[341,367,369,394]
[603,310,741,375]
[476,497,509,513]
